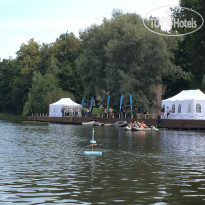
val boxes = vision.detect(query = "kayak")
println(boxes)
[82,121,95,125]
[123,126,132,131]
[93,122,104,126]
[131,126,159,131]
[112,121,128,127]
[122,125,159,131]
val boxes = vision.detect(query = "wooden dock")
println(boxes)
[27,116,205,131]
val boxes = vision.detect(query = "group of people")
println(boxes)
[62,108,79,117]
[156,105,170,125]
[102,107,114,118]
[160,105,170,119]
[81,108,93,117]
[127,120,147,128]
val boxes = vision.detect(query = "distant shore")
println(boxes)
[0,113,26,121]
[27,116,205,131]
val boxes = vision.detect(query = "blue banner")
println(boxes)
[81,97,84,110]
[90,96,94,111]
[120,94,123,113]
[107,94,110,112]
[130,93,132,115]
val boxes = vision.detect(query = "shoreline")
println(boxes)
[27,116,205,131]
[0,113,26,122]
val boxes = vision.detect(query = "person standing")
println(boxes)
[86,108,89,117]
[166,106,170,119]
[161,105,165,119]
[109,107,113,118]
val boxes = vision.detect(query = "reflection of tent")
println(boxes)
[162,89,205,119]
[49,98,81,117]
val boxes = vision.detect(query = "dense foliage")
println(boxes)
[0,33,84,115]
[0,1,204,115]
[77,11,181,111]
[163,0,205,98]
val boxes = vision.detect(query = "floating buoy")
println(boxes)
[90,144,97,146]
[83,128,102,156]
[83,151,102,156]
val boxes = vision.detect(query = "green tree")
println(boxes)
[57,62,84,102]
[52,32,84,102]
[78,11,180,110]
[46,57,59,76]
[53,32,82,64]
[11,39,42,114]
[16,39,41,75]
[0,59,20,113]
[171,0,205,88]
[202,75,205,91]
[1,33,84,116]
[37,43,54,75]
[23,72,71,116]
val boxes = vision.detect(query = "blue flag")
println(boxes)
[107,94,110,112]
[90,96,94,111]
[130,93,132,115]
[81,97,84,110]
[120,94,123,113]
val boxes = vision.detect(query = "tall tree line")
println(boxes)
[0,1,204,115]
[76,11,183,111]
[163,0,205,98]
[0,33,84,115]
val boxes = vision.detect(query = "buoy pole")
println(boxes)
[83,128,102,156]
[90,128,96,144]
[92,128,94,142]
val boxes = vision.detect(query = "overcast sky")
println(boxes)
[0,0,179,59]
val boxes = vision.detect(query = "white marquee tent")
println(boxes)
[49,98,81,117]
[161,89,205,119]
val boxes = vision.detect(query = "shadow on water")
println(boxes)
[0,121,205,204]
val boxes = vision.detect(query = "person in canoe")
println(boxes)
[131,121,140,127]
[140,121,147,128]
[132,121,137,127]
[127,121,133,128]
[136,120,141,127]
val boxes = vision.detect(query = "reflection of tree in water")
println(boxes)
[55,128,205,205]
[118,128,122,149]
[89,156,96,187]
[157,130,205,205]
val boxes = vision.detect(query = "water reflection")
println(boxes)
[0,121,204,204]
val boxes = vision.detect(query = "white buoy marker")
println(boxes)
[83,128,102,156]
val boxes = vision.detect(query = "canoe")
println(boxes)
[112,121,127,127]
[123,126,132,131]
[104,123,113,127]
[82,121,95,125]
[93,122,104,126]
[131,126,159,131]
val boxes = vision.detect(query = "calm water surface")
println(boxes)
[0,121,205,205]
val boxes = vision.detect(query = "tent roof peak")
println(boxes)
[163,89,205,101]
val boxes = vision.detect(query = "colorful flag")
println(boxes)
[120,94,123,113]
[130,93,132,115]
[107,94,110,112]
[90,96,94,111]
[81,97,84,110]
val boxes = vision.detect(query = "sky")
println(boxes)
[0,0,179,59]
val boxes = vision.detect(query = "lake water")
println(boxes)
[0,121,205,205]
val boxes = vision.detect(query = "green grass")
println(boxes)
[0,113,26,121]
[83,108,103,115]
[92,108,102,115]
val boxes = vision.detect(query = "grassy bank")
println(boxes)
[0,113,26,121]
